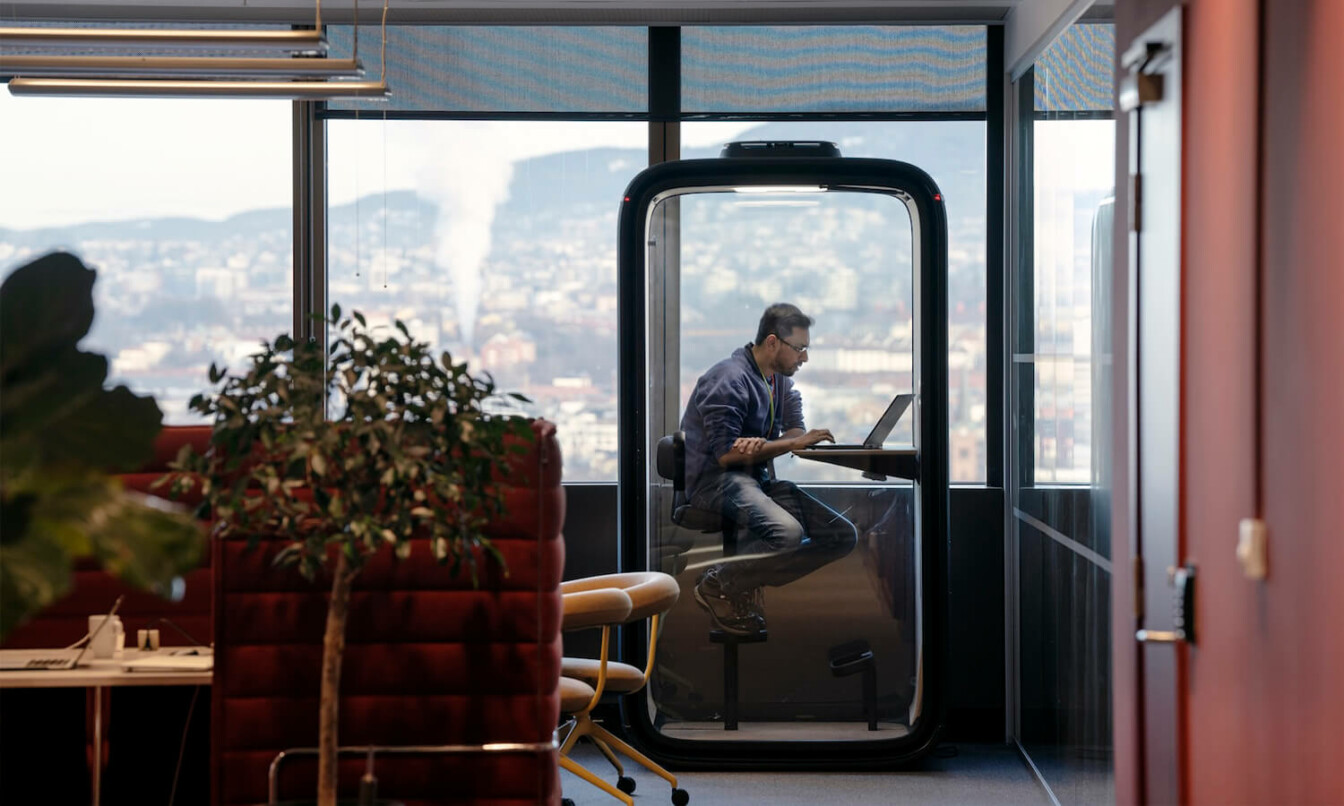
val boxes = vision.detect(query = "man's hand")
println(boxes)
[732,437,768,455]
[793,429,835,449]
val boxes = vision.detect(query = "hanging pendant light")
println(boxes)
[3,0,390,100]
[7,77,389,99]
[0,55,363,79]
[0,26,327,54]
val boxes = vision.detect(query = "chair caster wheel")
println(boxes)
[672,787,690,805]
[617,776,637,794]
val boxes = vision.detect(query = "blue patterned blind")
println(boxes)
[682,26,987,113]
[326,26,646,113]
[1034,24,1114,113]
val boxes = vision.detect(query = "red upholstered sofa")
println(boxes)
[0,426,215,650]
[211,419,566,806]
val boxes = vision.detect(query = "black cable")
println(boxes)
[154,617,207,647]
[166,684,201,806]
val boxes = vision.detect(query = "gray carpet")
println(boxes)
[560,742,1051,806]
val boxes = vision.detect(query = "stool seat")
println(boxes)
[709,629,769,644]
[560,676,598,713]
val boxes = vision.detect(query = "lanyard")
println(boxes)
[758,369,775,437]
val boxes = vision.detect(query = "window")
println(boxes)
[684,120,989,482]
[1024,21,1117,485]
[0,94,293,422]
[1028,119,1114,484]
[662,183,918,485]
[325,120,647,481]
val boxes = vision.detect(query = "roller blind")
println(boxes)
[682,26,987,114]
[1034,24,1114,113]
[326,26,646,114]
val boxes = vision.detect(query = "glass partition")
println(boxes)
[1010,16,1116,805]
[683,120,988,482]
[648,186,919,743]
[671,189,917,479]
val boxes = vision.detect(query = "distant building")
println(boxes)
[950,428,981,482]
[480,331,537,369]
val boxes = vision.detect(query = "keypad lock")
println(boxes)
[1136,563,1196,644]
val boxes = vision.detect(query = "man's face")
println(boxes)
[773,327,810,376]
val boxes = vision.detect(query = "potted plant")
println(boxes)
[0,251,202,641]
[173,304,531,806]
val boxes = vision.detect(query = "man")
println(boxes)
[681,302,858,635]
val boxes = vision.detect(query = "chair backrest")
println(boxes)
[570,572,680,624]
[654,432,685,491]
[654,431,730,536]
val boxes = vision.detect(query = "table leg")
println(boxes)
[92,684,102,806]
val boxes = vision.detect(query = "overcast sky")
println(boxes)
[0,94,757,230]
[1,93,1112,232]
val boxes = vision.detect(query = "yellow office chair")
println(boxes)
[558,571,687,806]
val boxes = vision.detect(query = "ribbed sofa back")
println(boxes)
[211,419,565,806]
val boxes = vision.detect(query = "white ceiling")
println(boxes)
[2,0,1026,25]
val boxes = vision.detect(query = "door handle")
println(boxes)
[1135,628,1186,643]
[1135,563,1196,645]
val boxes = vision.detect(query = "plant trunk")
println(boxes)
[318,551,356,806]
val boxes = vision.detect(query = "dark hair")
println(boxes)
[754,303,814,346]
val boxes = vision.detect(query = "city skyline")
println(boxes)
[1,118,1110,485]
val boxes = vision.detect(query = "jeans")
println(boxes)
[693,471,857,595]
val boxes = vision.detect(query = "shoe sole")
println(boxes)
[693,584,761,637]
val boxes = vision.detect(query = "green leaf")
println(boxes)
[0,348,108,455]
[85,492,204,595]
[274,334,295,351]
[272,544,305,569]
[330,303,342,321]
[0,530,74,640]
[34,384,164,472]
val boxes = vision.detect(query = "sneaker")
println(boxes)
[694,570,766,636]
[735,586,768,633]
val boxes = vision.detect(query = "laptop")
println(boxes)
[0,595,124,671]
[803,393,914,450]
[121,651,213,673]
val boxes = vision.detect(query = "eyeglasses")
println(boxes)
[778,337,809,356]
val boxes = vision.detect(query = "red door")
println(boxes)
[1118,1,1344,802]
[1186,1,1344,803]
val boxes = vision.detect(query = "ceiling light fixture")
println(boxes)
[3,0,390,100]
[7,77,389,99]
[0,55,363,79]
[0,26,327,54]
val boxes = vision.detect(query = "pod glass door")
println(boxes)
[623,155,947,761]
